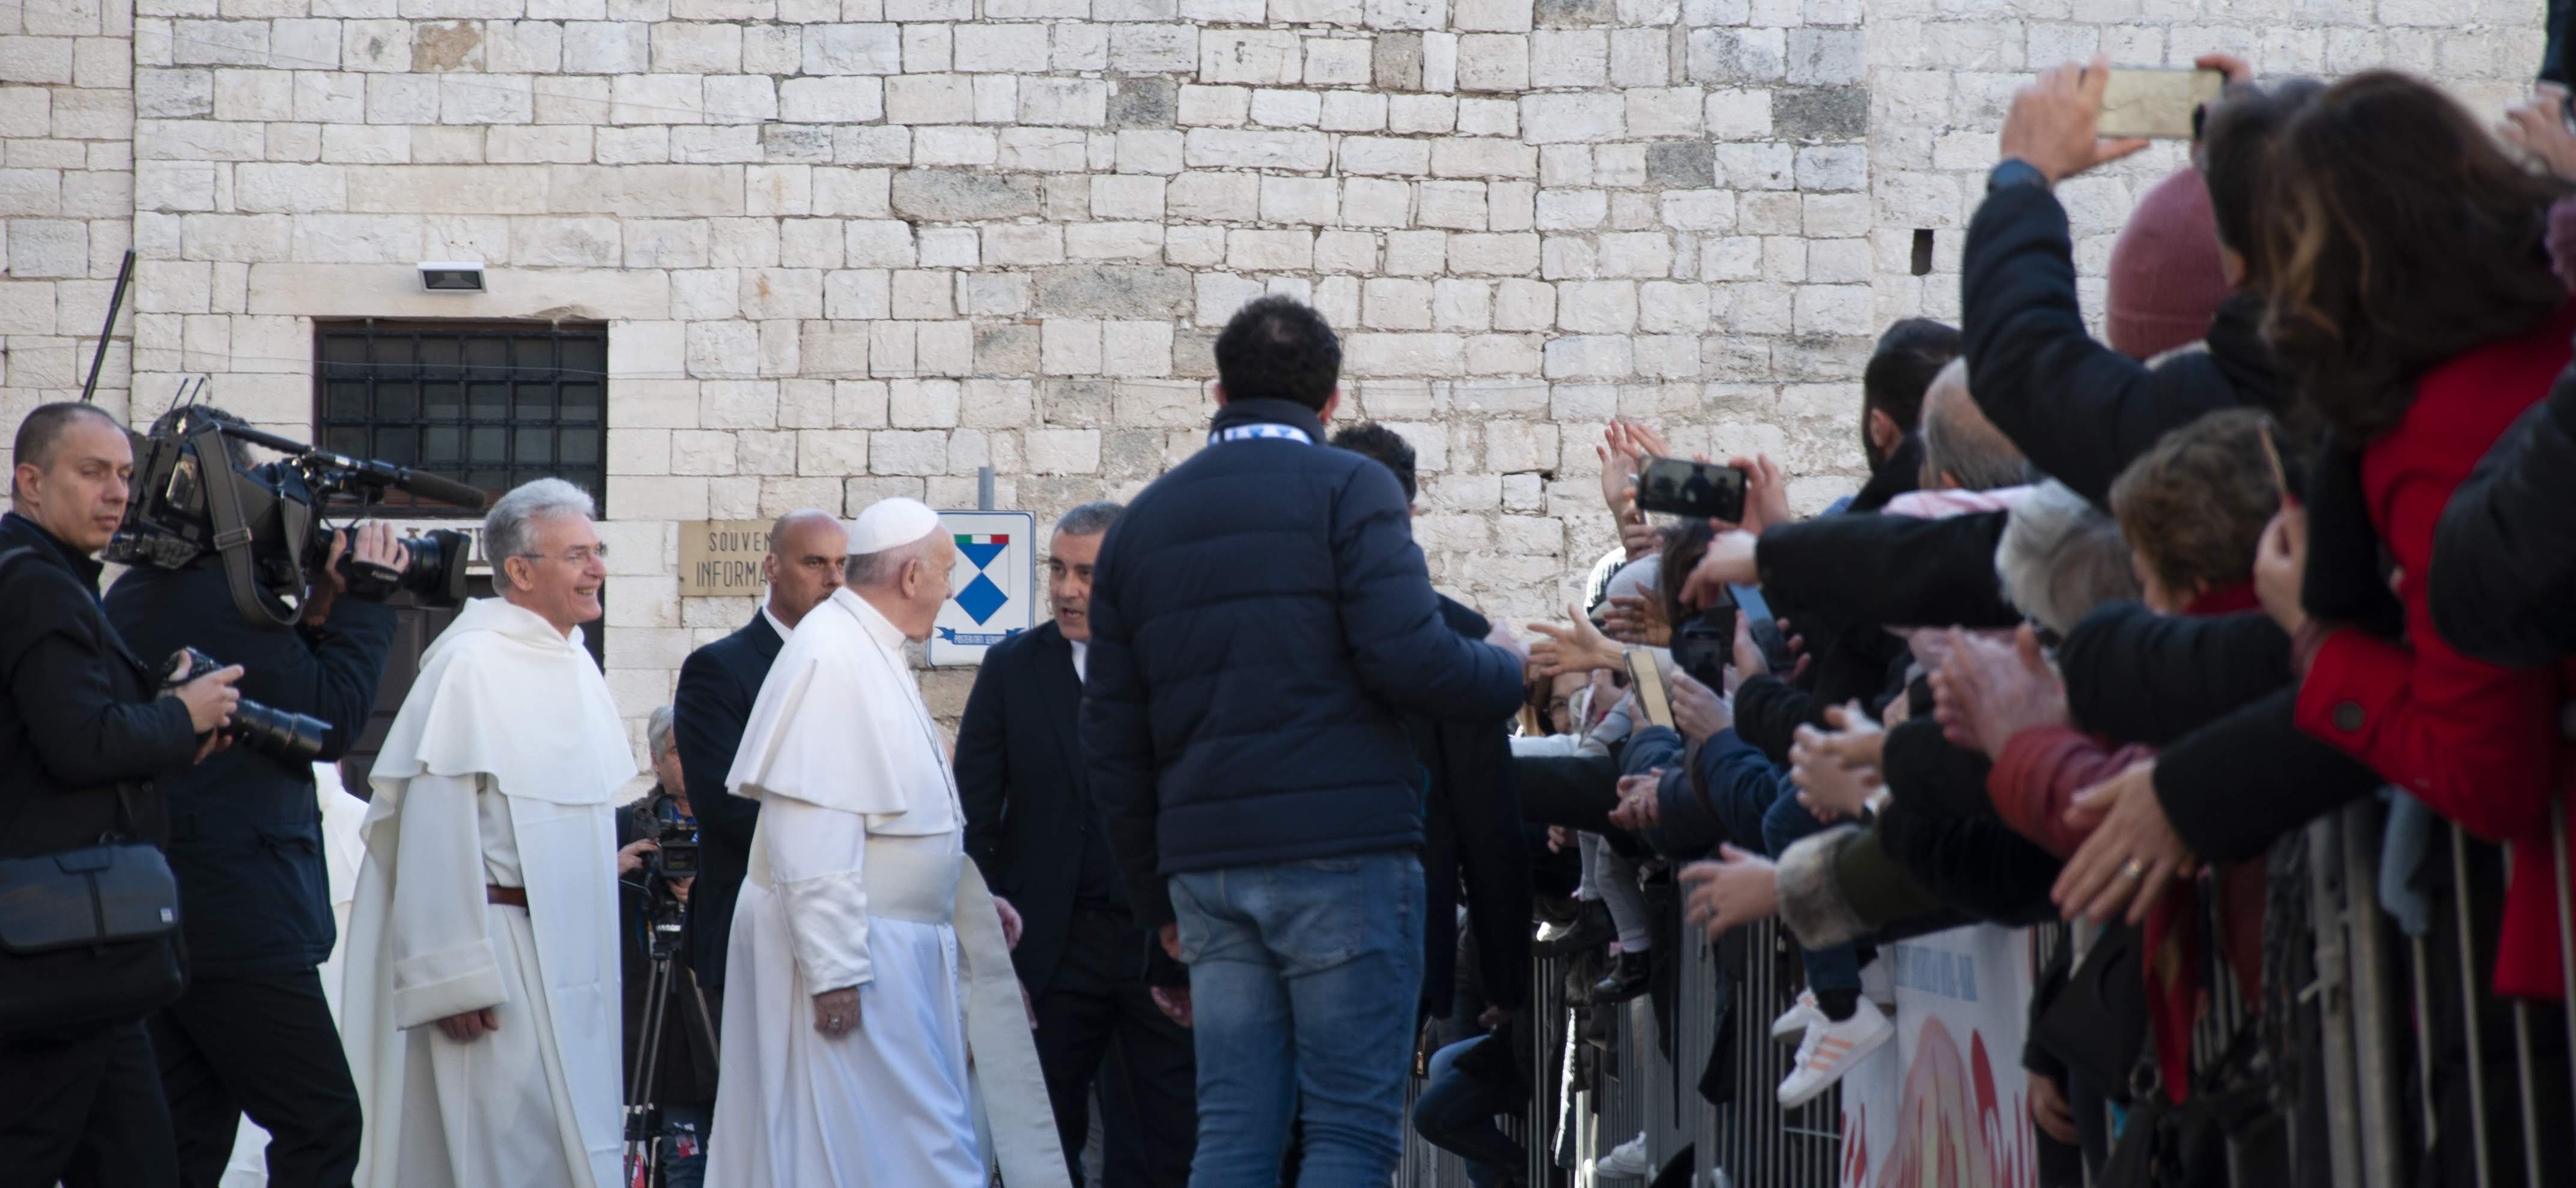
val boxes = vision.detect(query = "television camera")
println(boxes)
[105,405,487,627]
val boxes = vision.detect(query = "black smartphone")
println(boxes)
[1733,584,1797,674]
[1634,456,1748,523]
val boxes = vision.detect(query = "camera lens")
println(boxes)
[226,698,329,763]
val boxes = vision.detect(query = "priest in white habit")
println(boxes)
[341,477,636,1188]
[708,497,1068,1188]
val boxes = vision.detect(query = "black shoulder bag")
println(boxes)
[0,547,188,1040]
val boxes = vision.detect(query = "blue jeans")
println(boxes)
[659,1102,709,1188]
[1168,852,1425,1188]
[1762,780,1860,996]
[1413,1038,1525,1188]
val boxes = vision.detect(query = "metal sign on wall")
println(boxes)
[929,510,1035,667]
[678,520,774,598]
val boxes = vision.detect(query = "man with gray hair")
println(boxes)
[959,500,1197,1187]
[342,477,636,1188]
[1919,358,2033,493]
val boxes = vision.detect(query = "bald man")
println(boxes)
[672,510,849,1023]
[1918,357,2032,492]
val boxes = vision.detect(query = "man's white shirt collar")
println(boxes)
[1069,638,1088,684]
[761,603,792,641]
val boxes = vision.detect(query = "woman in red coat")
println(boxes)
[2252,71,2576,1000]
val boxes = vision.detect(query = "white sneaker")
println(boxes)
[1861,958,1896,1010]
[1769,990,1820,1044]
[1535,918,1575,945]
[1776,998,1894,1109]
[1594,1132,1654,1178]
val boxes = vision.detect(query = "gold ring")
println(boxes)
[2121,858,2146,881]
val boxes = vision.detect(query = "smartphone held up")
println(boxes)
[2095,66,2225,139]
[1635,456,1749,524]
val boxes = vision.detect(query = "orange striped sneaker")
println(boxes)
[1775,997,1892,1108]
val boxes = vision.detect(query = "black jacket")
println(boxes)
[1876,719,2061,927]
[106,560,396,978]
[2058,602,2289,747]
[1755,509,2022,634]
[1407,596,1531,1016]
[616,789,719,1108]
[671,611,782,990]
[0,513,199,861]
[1081,398,1527,927]
[2053,601,2381,864]
[1962,180,2285,508]
[956,620,1182,995]
[2431,351,2576,667]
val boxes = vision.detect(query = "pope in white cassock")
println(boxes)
[709,497,1068,1188]
[341,478,636,1188]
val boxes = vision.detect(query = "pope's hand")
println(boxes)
[436,1007,499,1043]
[813,987,860,1038]
[994,895,1024,951]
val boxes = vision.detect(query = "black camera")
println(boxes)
[1670,603,1734,692]
[165,647,329,763]
[106,405,485,628]
[646,819,699,882]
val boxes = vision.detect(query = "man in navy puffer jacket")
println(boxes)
[1081,295,1527,1186]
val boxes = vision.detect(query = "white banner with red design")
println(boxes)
[1835,925,2040,1188]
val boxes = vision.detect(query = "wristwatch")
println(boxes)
[1988,159,2050,193]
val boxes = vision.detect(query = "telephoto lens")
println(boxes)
[166,648,330,763]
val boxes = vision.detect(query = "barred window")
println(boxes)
[314,321,609,517]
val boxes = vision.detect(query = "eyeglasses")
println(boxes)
[520,544,609,566]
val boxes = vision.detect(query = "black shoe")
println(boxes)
[1534,900,1615,958]
[1591,950,1651,1004]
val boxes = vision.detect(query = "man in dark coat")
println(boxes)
[670,510,848,1017]
[0,403,242,1188]
[613,707,721,1188]
[108,505,402,1188]
[1323,422,1530,1022]
[1081,296,1529,1183]
[958,500,1197,1187]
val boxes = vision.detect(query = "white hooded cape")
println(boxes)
[341,598,634,1188]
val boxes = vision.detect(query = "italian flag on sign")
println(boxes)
[955,534,1009,545]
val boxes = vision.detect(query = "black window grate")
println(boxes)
[313,322,609,517]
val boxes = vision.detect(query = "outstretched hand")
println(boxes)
[1999,55,2150,183]
[1527,604,1624,677]
[1680,845,1781,939]
[1931,626,2067,760]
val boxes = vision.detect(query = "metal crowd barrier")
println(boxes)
[1400,918,1841,1187]
[1399,796,2576,1188]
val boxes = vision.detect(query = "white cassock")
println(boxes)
[708,587,1067,1188]
[341,598,636,1188]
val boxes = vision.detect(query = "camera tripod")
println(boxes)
[622,880,714,1188]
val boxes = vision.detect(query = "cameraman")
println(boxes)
[616,706,719,1188]
[105,448,404,1188]
[2,402,242,1188]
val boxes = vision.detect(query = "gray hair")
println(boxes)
[846,534,938,589]
[484,477,595,567]
[1994,480,2144,636]
[1054,500,1123,539]
[646,705,678,762]
[1920,360,2032,492]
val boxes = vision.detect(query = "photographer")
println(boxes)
[617,706,718,1188]
[2,402,242,1188]
[105,453,403,1188]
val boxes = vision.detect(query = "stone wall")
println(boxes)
[0,0,2549,748]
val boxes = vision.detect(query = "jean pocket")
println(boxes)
[1268,860,1366,972]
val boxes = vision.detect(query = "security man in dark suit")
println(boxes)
[670,509,848,1018]
[0,402,243,1188]
[957,501,1196,1187]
